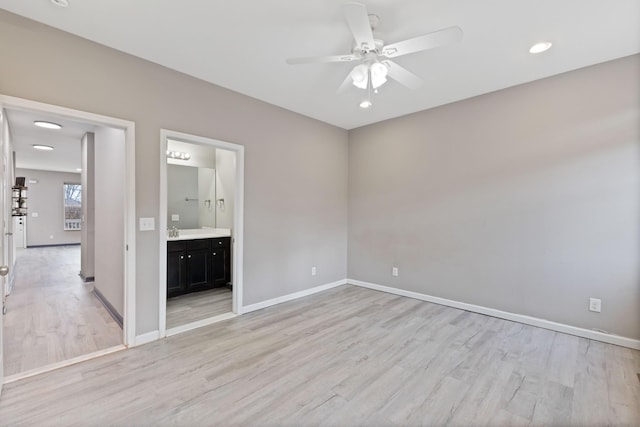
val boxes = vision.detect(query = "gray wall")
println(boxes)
[348,55,640,340]
[16,168,82,247]
[197,168,216,229]
[80,132,95,279]
[215,149,235,230]
[0,10,349,333]
[94,126,125,316]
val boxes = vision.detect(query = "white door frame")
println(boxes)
[159,129,244,337]
[0,94,137,347]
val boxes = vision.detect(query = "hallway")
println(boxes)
[2,246,122,377]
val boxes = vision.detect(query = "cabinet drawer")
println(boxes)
[211,237,230,248]
[186,238,211,250]
[167,240,186,253]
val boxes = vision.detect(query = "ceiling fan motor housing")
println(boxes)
[352,38,385,56]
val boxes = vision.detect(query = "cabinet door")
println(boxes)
[211,237,231,286]
[186,239,212,291]
[167,242,186,297]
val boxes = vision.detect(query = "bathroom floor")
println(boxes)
[166,287,232,329]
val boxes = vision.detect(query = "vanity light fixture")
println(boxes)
[32,144,54,151]
[33,121,62,130]
[529,42,553,54]
[166,150,191,160]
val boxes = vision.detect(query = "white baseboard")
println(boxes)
[241,279,347,314]
[348,279,640,350]
[133,330,161,347]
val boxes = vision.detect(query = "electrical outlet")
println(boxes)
[171,214,179,222]
[392,267,398,277]
[589,298,602,313]
[311,267,317,276]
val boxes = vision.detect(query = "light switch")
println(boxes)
[171,214,179,222]
[139,217,155,231]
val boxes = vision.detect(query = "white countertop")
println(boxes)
[167,228,231,241]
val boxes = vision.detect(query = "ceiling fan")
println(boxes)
[286,2,463,107]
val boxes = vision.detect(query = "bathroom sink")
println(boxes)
[167,228,231,240]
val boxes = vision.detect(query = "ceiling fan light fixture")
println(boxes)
[529,42,552,54]
[352,64,369,89]
[370,62,388,89]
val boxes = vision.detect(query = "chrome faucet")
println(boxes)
[168,226,179,238]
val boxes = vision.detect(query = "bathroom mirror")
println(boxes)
[167,164,215,229]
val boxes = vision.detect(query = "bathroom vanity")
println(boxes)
[167,229,231,298]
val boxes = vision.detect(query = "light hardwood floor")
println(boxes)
[1,285,639,426]
[2,246,122,377]
[166,287,232,329]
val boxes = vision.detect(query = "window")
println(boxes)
[64,183,82,230]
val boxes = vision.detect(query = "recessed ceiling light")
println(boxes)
[529,42,553,54]
[32,144,54,151]
[33,120,62,129]
[359,100,372,109]
[51,0,69,7]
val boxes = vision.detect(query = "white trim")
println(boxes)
[348,279,640,350]
[132,330,161,347]
[158,129,245,338]
[4,345,126,384]
[0,94,136,348]
[158,133,168,336]
[241,279,347,314]
[166,312,237,337]
[123,122,136,347]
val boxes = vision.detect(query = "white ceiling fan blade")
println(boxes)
[382,60,423,90]
[286,54,358,65]
[344,2,376,52]
[381,26,463,58]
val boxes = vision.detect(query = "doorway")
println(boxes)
[0,95,136,383]
[159,130,244,337]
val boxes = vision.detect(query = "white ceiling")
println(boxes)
[7,108,93,173]
[1,1,639,130]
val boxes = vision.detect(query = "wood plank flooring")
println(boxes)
[2,246,122,377]
[166,287,232,329]
[1,285,639,426]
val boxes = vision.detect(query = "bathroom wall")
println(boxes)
[215,149,235,230]
[197,168,215,228]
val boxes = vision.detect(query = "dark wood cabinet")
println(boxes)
[185,239,211,291]
[167,237,231,298]
[167,241,187,297]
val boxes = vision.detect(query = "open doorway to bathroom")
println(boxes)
[159,130,244,336]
